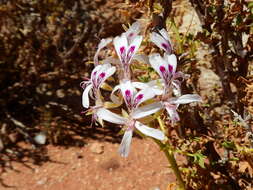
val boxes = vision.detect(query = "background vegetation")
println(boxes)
[0,0,252,189]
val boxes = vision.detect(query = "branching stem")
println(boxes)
[156,117,185,190]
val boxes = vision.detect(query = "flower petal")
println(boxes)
[170,94,202,104]
[113,33,128,63]
[135,121,165,140]
[166,107,180,122]
[82,84,93,108]
[91,64,102,78]
[110,84,122,104]
[125,21,141,42]
[149,53,167,79]
[132,54,149,64]
[172,80,182,96]
[150,30,172,53]
[118,130,133,157]
[133,87,156,108]
[119,80,136,108]
[132,80,164,96]
[132,81,149,89]
[159,28,171,41]
[132,102,163,119]
[165,105,180,122]
[94,38,112,65]
[96,108,127,124]
[146,80,164,95]
[128,35,143,62]
[98,65,116,88]
[103,57,120,65]
[165,54,177,74]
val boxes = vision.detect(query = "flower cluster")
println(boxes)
[81,21,202,157]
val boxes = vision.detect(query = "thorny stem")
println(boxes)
[155,117,185,190]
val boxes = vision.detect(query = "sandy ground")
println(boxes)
[1,138,176,190]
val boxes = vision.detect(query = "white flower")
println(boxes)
[163,94,202,122]
[149,53,177,84]
[110,80,164,105]
[113,32,142,78]
[119,80,156,111]
[94,38,112,65]
[149,53,185,96]
[97,80,164,157]
[81,64,116,108]
[150,28,172,54]
[96,106,165,157]
[125,21,141,43]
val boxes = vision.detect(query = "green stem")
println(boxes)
[156,117,185,190]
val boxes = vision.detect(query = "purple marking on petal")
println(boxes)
[136,94,143,101]
[159,66,166,73]
[92,71,97,76]
[159,66,170,83]
[128,32,134,37]
[95,72,106,88]
[99,72,106,78]
[125,90,131,97]
[120,46,125,54]
[129,46,135,53]
[161,43,168,50]
[124,89,132,108]
[91,71,97,86]
[168,65,173,73]
[133,94,144,108]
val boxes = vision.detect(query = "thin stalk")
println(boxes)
[156,117,185,190]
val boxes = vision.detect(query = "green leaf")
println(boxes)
[222,141,236,150]
[187,151,207,169]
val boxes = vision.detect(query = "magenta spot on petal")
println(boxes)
[125,90,131,97]
[120,46,125,54]
[93,71,97,76]
[136,94,143,100]
[99,72,106,78]
[168,65,173,73]
[128,32,134,37]
[161,43,168,50]
[159,66,166,73]
[129,46,135,53]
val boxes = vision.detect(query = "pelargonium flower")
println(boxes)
[151,28,172,54]
[149,53,184,95]
[113,32,142,79]
[96,106,164,157]
[119,80,156,111]
[110,80,162,111]
[81,64,116,108]
[125,21,141,43]
[163,94,202,122]
[96,80,164,157]
[94,38,112,65]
